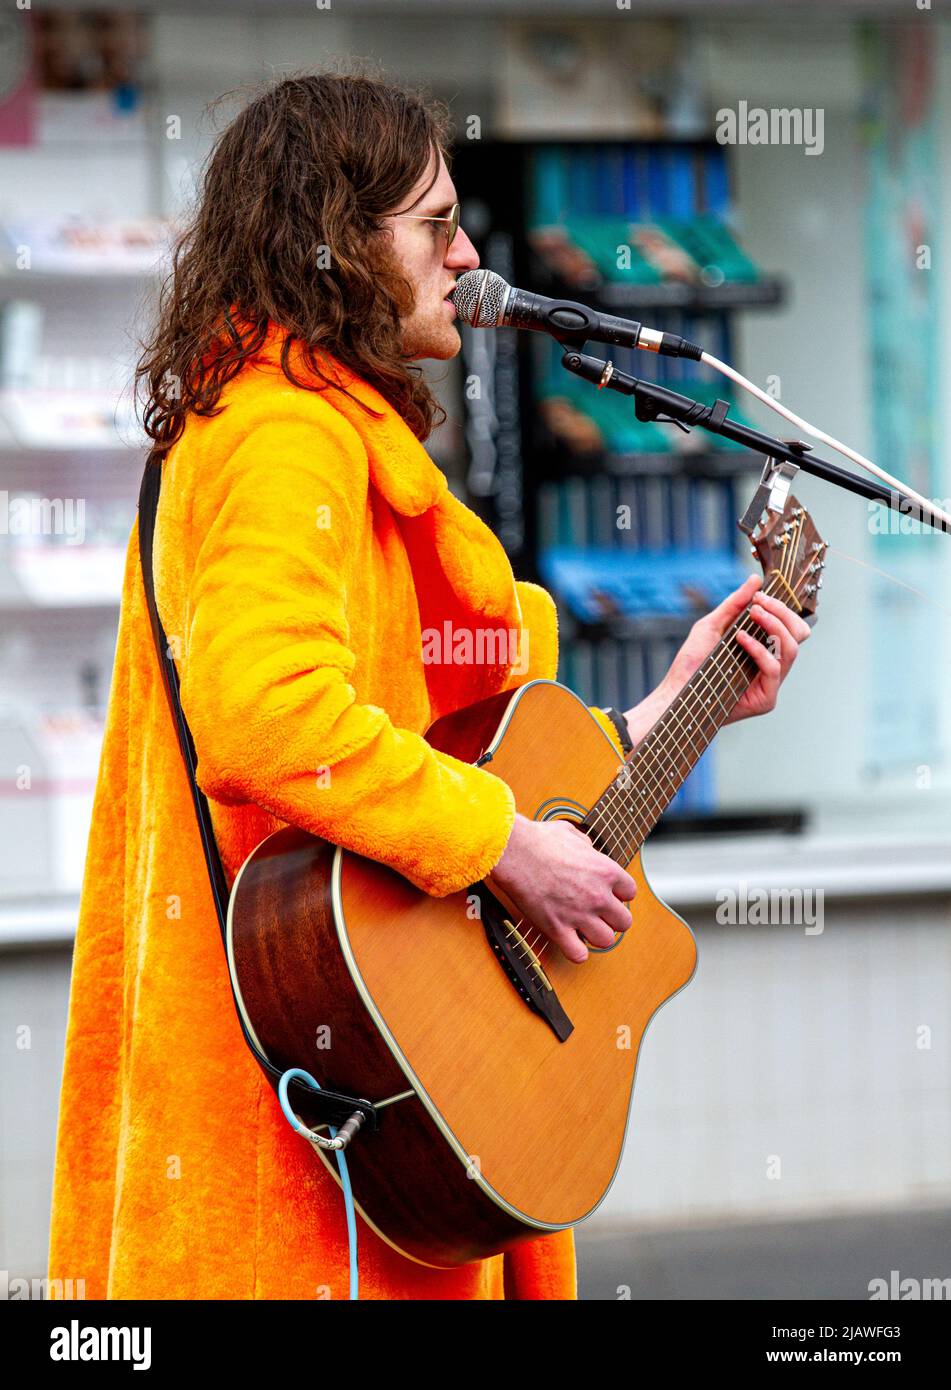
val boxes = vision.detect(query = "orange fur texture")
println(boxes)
[47,328,626,1300]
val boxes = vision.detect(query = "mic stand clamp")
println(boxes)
[634,389,732,440]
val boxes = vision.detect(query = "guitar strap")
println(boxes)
[136,456,377,1130]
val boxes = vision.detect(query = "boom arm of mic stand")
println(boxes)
[559,347,949,536]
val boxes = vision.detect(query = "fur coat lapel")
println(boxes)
[254,328,528,707]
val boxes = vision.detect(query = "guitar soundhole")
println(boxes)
[540,807,627,955]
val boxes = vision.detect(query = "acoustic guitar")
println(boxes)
[226,492,827,1268]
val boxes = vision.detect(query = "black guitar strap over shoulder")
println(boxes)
[136,456,377,1130]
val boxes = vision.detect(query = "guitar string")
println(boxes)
[533,521,813,958]
[579,529,939,871]
[576,518,808,868]
[507,520,813,964]
[573,520,811,936]
[823,542,951,618]
[523,589,775,959]
[513,619,760,960]
[507,612,761,964]
[502,530,943,979]
[602,526,951,977]
[586,515,810,864]
[569,598,768,871]
[504,541,807,967]
[586,568,793,859]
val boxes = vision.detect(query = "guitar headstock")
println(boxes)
[742,493,827,620]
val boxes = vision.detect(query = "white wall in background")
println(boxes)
[598,894,951,1228]
[694,18,951,835]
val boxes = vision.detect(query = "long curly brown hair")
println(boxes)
[136,67,453,458]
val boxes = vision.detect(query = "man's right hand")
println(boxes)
[488,813,637,964]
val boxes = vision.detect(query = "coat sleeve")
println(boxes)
[177,414,517,899]
[513,579,628,759]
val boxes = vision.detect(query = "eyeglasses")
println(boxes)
[390,201,460,250]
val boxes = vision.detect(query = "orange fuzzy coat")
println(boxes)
[47,328,626,1300]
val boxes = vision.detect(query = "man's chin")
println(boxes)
[403,323,461,362]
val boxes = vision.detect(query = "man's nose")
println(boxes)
[446,225,479,272]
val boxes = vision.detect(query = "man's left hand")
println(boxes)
[664,573,811,725]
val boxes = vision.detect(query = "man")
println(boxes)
[48,71,808,1301]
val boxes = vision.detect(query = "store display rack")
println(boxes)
[451,137,802,830]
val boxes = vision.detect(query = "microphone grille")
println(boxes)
[449,269,511,327]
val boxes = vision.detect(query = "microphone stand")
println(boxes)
[559,347,951,540]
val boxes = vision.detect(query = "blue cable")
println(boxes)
[278,1068,359,1300]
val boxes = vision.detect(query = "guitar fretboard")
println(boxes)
[580,573,793,865]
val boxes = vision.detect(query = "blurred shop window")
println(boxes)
[34,10,146,93]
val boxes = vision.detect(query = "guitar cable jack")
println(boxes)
[278,1067,361,1300]
[286,1105,366,1152]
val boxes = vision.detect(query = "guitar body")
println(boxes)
[227,678,698,1268]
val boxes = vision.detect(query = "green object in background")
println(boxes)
[656,215,760,284]
[590,390,670,453]
[540,374,671,454]
[532,214,763,288]
[561,217,663,284]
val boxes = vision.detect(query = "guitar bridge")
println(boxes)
[502,918,553,991]
[471,884,574,1043]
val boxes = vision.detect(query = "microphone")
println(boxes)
[449,269,703,360]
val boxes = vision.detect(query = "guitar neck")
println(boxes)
[581,573,795,864]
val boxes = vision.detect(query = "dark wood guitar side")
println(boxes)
[226,496,827,1267]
